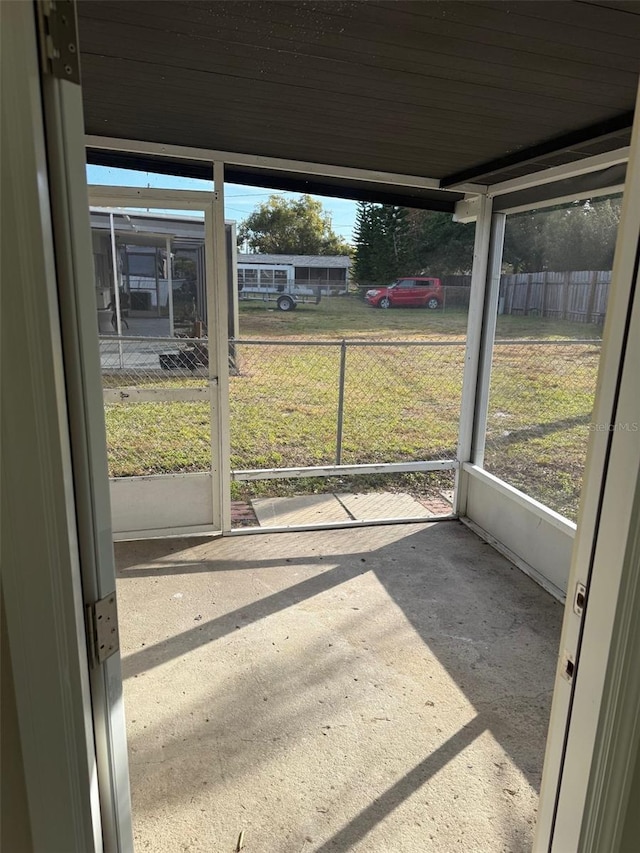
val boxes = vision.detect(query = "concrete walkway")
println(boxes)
[115,521,562,853]
[250,492,452,528]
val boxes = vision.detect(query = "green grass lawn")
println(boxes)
[103,296,602,520]
[235,294,603,341]
[484,342,600,519]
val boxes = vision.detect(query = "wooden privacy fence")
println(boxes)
[442,270,612,323]
[500,270,611,323]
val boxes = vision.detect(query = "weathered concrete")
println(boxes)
[252,494,351,526]
[115,521,562,853]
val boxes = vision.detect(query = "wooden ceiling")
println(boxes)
[79,1,640,208]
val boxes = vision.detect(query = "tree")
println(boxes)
[352,196,621,284]
[238,194,352,255]
[403,210,476,275]
[352,202,410,283]
[504,198,621,272]
[352,203,474,283]
[352,202,379,282]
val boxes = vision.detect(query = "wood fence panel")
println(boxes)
[499,270,610,323]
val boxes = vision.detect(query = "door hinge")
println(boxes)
[86,593,119,667]
[37,0,80,84]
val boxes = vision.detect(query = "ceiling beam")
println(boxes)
[488,148,629,197]
[85,135,456,193]
[440,112,634,188]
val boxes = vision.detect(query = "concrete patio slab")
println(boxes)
[115,521,562,853]
[252,494,351,527]
[336,491,427,520]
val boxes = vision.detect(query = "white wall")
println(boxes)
[110,473,215,539]
[461,464,575,598]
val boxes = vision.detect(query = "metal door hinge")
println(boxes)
[37,0,80,84]
[86,593,119,667]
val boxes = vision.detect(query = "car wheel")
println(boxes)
[379,296,391,309]
[277,295,296,311]
[426,297,440,310]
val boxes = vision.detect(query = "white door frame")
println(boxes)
[535,82,640,852]
[88,184,232,535]
[2,2,110,850]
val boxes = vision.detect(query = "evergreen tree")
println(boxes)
[353,197,621,284]
[352,202,409,284]
[403,210,475,274]
[352,202,378,281]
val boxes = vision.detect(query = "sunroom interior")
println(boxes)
[78,0,639,586]
[4,2,640,852]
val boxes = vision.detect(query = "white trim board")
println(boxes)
[86,135,456,192]
[109,473,215,538]
[460,516,565,603]
[488,148,629,197]
[232,459,457,481]
[87,136,629,199]
[87,185,216,208]
[460,464,575,595]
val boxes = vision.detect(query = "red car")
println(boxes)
[365,276,443,309]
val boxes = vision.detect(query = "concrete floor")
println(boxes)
[115,521,563,853]
[250,492,452,528]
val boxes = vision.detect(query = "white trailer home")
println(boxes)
[237,253,350,309]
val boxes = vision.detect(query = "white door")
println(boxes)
[28,6,226,847]
[4,2,135,850]
[534,82,640,852]
[3,3,113,850]
[87,187,231,539]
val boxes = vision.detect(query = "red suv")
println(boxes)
[365,277,443,309]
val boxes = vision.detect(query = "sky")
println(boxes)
[86,165,358,242]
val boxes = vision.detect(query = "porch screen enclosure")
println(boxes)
[91,183,600,537]
[90,183,231,538]
[92,183,470,535]
[94,185,605,538]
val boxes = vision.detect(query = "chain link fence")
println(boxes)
[100,336,209,388]
[99,334,603,523]
[229,341,341,470]
[229,340,466,473]
[100,336,211,477]
[484,340,602,521]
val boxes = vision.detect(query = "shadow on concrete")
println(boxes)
[122,560,369,678]
[313,716,488,853]
[119,521,561,848]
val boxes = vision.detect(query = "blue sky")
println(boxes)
[86,165,358,242]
